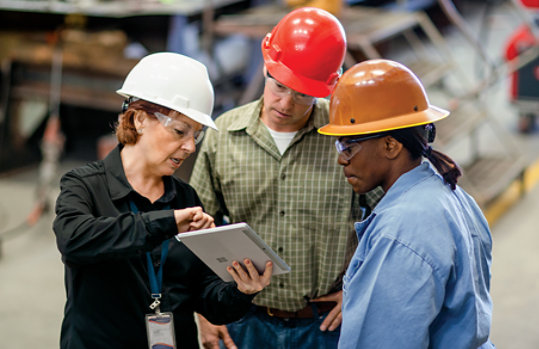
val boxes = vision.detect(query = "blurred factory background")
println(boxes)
[0,0,538,347]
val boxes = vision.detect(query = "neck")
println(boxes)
[260,103,313,132]
[382,157,421,192]
[121,145,164,202]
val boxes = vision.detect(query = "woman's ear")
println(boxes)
[133,110,147,131]
[382,136,404,160]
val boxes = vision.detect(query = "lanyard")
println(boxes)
[129,201,169,313]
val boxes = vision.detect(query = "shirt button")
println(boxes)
[279,282,284,288]
[278,247,283,253]
[281,173,286,180]
[279,210,285,216]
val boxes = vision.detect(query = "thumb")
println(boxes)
[222,331,237,349]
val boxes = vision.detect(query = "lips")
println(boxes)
[170,157,184,168]
[273,108,291,118]
[343,168,354,179]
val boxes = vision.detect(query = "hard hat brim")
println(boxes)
[264,60,333,98]
[117,89,218,131]
[318,105,449,136]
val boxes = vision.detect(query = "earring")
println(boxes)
[137,128,144,135]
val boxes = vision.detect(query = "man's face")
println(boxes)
[260,74,316,132]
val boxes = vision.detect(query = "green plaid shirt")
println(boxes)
[190,98,383,311]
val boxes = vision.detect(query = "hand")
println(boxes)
[188,208,214,231]
[227,259,272,295]
[311,290,342,331]
[174,207,214,233]
[197,314,237,349]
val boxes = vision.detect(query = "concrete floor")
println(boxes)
[1,1,539,348]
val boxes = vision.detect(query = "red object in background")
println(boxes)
[504,25,538,100]
[519,0,539,9]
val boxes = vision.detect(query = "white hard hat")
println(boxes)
[117,52,217,130]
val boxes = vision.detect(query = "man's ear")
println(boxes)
[382,136,403,160]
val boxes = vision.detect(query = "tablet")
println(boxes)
[175,222,291,282]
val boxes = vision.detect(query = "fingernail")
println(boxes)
[245,259,250,265]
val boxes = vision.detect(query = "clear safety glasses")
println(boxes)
[154,112,205,145]
[266,74,316,106]
[335,134,384,161]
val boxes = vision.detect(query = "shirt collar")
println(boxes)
[103,144,177,203]
[225,96,329,134]
[354,162,436,239]
[374,162,437,213]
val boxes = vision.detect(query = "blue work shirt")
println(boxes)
[339,162,495,349]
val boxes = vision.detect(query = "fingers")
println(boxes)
[313,291,343,332]
[174,207,200,233]
[319,306,342,331]
[197,314,230,349]
[174,207,214,233]
[260,260,273,285]
[189,211,214,231]
[221,330,238,349]
[227,260,273,295]
[227,261,249,282]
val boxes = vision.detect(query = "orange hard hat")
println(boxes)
[261,7,346,98]
[318,59,449,136]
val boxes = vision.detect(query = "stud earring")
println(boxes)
[137,128,144,135]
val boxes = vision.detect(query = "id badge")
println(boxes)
[145,312,176,349]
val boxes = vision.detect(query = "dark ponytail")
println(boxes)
[389,124,462,190]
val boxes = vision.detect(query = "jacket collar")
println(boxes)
[103,144,176,203]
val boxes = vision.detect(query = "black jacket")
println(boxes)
[53,145,254,349]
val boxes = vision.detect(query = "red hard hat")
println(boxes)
[261,7,346,98]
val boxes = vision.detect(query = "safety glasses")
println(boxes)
[154,112,205,145]
[335,134,384,161]
[266,73,316,106]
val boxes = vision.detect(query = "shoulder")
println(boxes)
[371,185,457,261]
[214,100,260,130]
[316,97,330,109]
[312,98,330,127]
[61,160,105,183]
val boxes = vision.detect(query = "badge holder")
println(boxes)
[145,294,176,349]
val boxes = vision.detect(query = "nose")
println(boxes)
[277,91,295,108]
[337,153,349,166]
[181,135,197,154]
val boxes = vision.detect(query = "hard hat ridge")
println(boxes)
[261,7,347,98]
[117,52,217,130]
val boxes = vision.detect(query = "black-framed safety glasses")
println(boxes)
[335,134,385,161]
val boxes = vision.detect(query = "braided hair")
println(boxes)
[388,124,462,190]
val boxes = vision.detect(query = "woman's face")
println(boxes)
[337,136,388,194]
[136,110,203,177]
